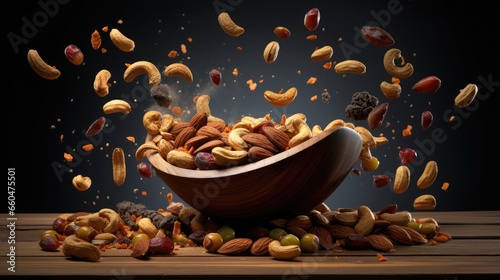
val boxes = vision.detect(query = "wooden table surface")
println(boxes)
[1,211,499,279]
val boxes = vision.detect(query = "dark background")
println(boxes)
[3,0,498,214]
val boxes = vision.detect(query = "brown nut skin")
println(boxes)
[383,48,414,79]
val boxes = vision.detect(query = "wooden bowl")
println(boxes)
[147,127,362,221]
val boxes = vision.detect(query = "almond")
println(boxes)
[196,125,222,141]
[249,237,273,255]
[248,146,274,162]
[193,139,225,155]
[309,210,330,228]
[287,215,313,230]
[189,112,208,130]
[241,133,279,153]
[328,224,357,239]
[184,135,208,150]
[207,121,227,132]
[169,122,190,138]
[400,225,428,244]
[309,226,335,249]
[173,126,197,149]
[217,238,253,255]
[412,75,441,94]
[381,224,413,245]
[261,126,290,151]
[285,225,308,239]
[366,234,394,252]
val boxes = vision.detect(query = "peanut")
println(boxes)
[217,12,245,37]
[417,160,438,189]
[393,165,410,194]
[454,83,478,108]
[413,194,437,210]
[112,147,126,186]
[27,49,61,80]
[263,41,280,64]
[334,60,367,75]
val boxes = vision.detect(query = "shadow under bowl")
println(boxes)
[147,127,362,222]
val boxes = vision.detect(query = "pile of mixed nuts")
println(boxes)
[39,199,451,262]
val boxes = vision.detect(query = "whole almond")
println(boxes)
[366,234,394,252]
[193,139,225,154]
[328,224,357,239]
[412,75,442,94]
[400,226,428,244]
[309,210,330,228]
[173,126,197,149]
[250,237,273,255]
[262,126,290,151]
[184,135,208,150]
[196,125,222,141]
[367,103,389,130]
[169,122,190,138]
[217,238,253,255]
[207,121,227,132]
[248,146,275,162]
[287,215,313,230]
[381,224,413,245]
[189,112,208,130]
[241,133,279,153]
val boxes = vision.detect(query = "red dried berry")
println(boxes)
[137,162,152,178]
[304,8,320,31]
[399,148,417,165]
[373,175,391,188]
[85,116,106,137]
[209,69,221,86]
[421,111,433,130]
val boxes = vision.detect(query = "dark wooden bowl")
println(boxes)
[147,127,362,222]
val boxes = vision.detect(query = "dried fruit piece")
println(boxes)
[399,148,417,165]
[209,69,221,86]
[91,30,101,50]
[412,75,441,93]
[137,162,152,178]
[367,103,388,130]
[304,8,320,31]
[64,44,84,65]
[373,175,391,188]
[421,111,433,130]
[85,116,106,137]
[360,26,395,47]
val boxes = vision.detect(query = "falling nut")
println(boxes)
[263,41,280,64]
[383,48,414,79]
[217,12,245,37]
[334,60,367,75]
[380,81,402,99]
[454,83,478,108]
[72,175,91,191]
[311,46,334,62]
[393,165,410,194]
[413,194,437,210]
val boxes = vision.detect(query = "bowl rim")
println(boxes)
[147,127,358,179]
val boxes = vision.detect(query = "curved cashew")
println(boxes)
[99,208,122,234]
[124,61,161,87]
[311,124,323,137]
[217,12,245,37]
[62,235,101,262]
[264,87,298,106]
[135,142,159,161]
[334,60,367,75]
[164,62,193,82]
[228,127,250,150]
[324,119,345,131]
[195,94,211,115]
[380,81,402,99]
[27,49,61,80]
[383,48,414,79]
[103,99,131,114]
[288,119,312,148]
[157,139,174,159]
[179,207,206,232]
[93,69,111,97]
[109,28,135,52]
[354,205,375,236]
[143,110,162,135]
[160,113,175,133]
[72,175,91,191]
[166,149,196,169]
[268,240,301,260]
[211,147,248,167]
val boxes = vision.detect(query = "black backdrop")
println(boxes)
[3,0,499,214]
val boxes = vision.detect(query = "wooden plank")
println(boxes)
[2,211,499,227]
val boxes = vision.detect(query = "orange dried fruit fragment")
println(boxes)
[91,30,102,50]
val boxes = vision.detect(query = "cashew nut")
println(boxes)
[380,81,402,99]
[123,61,161,87]
[263,87,298,106]
[288,119,312,148]
[93,69,111,97]
[135,142,159,161]
[354,205,375,236]
[72,175,91,191]
[228,127,250,151]
[102,99,131,114]
[143,110,162,135]
[383,48,414,79]
[99,208,122,234]
[211,147,248,167]
[268,240,301,260]
[164,62,193,82]
[109,28,135,52]
[62,235,101,262]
